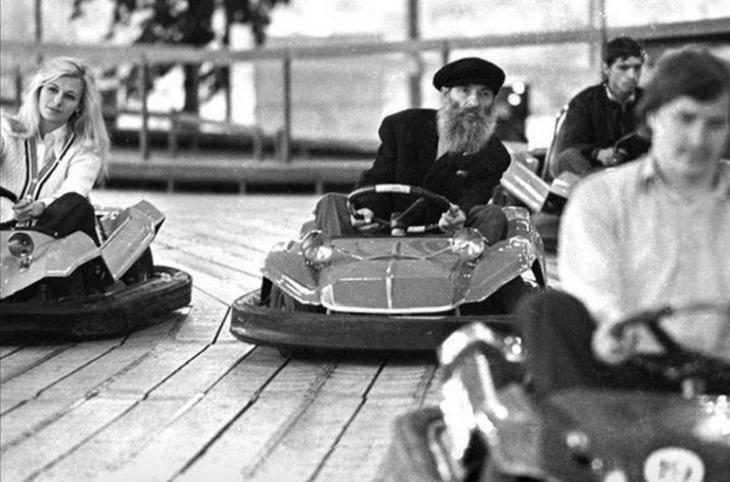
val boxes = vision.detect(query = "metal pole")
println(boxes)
[441,41,450,66]
[140,56,150,160]
[34,0,42,43]
[281,55,292,163]
[34,0,44,66]
[590,0,607,73]
[15,66,23,107]
[407,0,422,108]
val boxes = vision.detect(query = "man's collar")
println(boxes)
[639,155,730,198]
[604,84,635,105]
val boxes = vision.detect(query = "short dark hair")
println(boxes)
[603,36,644,66]
[636,48,730,122]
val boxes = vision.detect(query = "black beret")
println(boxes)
[432,57,505,93]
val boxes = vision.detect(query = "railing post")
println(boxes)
[281,54,292,163]
[407,0,422,108]
[139,55,150,161]
[589,0,607,73]
[440,41,450,66]
[14,66,23,107]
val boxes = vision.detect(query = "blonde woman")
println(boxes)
[0,56,110,242]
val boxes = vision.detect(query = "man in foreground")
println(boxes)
[520,48,730,396]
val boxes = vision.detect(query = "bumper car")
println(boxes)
[381,302,730,482]
[1,200,192,341]
[499,156,575,253]
[230,184,547,354]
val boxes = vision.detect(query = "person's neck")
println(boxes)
[605,84,632,105]
[653,158,719,199]
[39,120,65,138]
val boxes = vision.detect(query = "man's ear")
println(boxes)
[601,61,610,78]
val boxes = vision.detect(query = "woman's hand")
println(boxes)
[12,199,46,221]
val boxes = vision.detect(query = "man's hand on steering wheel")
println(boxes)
[592,320,639,365]
[438,204,466,234]
[350,207,380,232]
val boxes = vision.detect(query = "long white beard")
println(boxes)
[437,99,496,154]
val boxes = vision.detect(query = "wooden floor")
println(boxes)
[0,189,558,482]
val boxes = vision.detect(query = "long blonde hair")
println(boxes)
[15,57,110,168]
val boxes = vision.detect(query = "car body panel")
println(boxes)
[261,206,545,315]
[1,200,165,299]
[1,231,98,299]
[1,200,191,341]
[432,322,730,481]
[543,390,730,481]
[100,201,164,280]
[232,203,545,352]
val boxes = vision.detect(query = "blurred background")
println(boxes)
[2,0,729,168]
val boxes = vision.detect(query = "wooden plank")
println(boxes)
[28,346,261,481]
[0,399,75,451]
[176,355,383,482]
[154,227,267,280]
[243,394,369,482]
[316,399,418,482]
[365,355,438,402]
[153,247,257,304]
[35,345,159,401]
[31,399,186,482]
[98,341,207,398]
[0,346,22,358]
[87,348,289,481]
[173,288,231,343]
[0,339,121,403]
[216,305,240,344]
[315,357,438,481]
[148,342,254,400]
[0,397,136,482]
[0,344,74,384]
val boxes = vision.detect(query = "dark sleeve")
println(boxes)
[456,138,510,213]
[423,138,510,216]
[559,92,603,163]
[352,115,398,219]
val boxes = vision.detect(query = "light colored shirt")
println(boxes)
[0,116,102,222]
[559,156,730,357]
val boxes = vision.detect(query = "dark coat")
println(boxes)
[559,84,650,167]
[354,108,511,221]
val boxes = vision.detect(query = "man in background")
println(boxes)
[553,36,651,177]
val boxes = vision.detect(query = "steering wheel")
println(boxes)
[611,302,730,392]
[0,186,19,227]
[347,184,453,234]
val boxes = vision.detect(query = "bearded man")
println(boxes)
[305,57,511,243]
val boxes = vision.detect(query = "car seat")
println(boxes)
[541,104,569,182]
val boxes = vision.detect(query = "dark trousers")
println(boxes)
[5,192,99,244]
[517,290,678,397]
[302,193,508,243]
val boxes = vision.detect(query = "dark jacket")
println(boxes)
[559,84,650,167]
[355,108,510,221]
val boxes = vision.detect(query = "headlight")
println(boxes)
[8,232,35,259]
[451,228,486,261]
[300,230,333,267]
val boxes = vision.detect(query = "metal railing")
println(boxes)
[2,17,729,162]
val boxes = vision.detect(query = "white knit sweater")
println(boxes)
[0,116,102,223]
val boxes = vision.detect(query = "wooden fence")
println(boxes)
[2,17,729,162]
